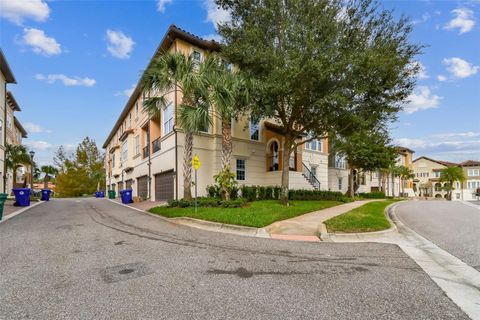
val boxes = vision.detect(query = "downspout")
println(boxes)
[3,83,7,193]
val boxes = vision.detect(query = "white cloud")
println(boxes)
[437,75,447,82]
[157,0,173,12]
[22,28,61,56]
[204,0,231,30]
[106,29,135,59]
[413,13,430,25]
[35,74,96,87]
[24,140,53,150]
[23,122,52,134]
[404,86,441,114]
[395,132,480,161]
[202,33,223,42]
[443,57,479,79]
[115,84,136,97]
[444,8,476,34]
[0,0,50,25]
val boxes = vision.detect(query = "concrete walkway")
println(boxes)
[265,200,382,237]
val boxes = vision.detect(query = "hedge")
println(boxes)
[168,197,246,208]
[358,191,386,199]
[288,189,352,202]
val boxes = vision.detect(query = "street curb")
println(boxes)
[0,201,45,224]
[106,198,270,238]
[460,201,480,210]
[320,201,407,241]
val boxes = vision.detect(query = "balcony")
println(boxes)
[152,137,161,154]
[143,145,150,158]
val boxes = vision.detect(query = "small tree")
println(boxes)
[439,166,465,201]
[398,165,415,197]
[41,165,58,189]
[5,144,31,189]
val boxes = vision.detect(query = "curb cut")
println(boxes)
[320,201,407,241]
[0,201,45,224]
[106,198,270,238]
[460,201,480,210]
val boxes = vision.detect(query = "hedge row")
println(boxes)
[288,189,352,202]
[168,197,246,208]
[358,191,386,199]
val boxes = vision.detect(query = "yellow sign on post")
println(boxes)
[192,155,201,170]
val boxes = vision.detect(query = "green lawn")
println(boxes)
[324,200,398,233]
[149,200,342,228]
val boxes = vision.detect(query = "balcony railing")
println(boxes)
[143,145,150,158]
[152,137,161,154]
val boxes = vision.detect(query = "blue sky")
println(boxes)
[0,0,479,165]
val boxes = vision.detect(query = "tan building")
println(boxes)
[459,160,480,201]
[103,25,329,201]
[412,156,458,199]
[0,49,17,193]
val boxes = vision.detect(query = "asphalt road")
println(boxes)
[396,200,480,271]
[0,199,469,320]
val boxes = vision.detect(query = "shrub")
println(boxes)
[265,186,273,200]
[230,185,239,200]
[241,185,257,202]
[213,166,238,200]
[167,197,246,208]
[258,186,267,200]
[273,186,281,199]
[220,198,246,208]
[178,199,191,207]
[288,189,352,202]
[358,191,386,199]
[206,185,220,198]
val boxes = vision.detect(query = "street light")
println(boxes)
[29,150,35,188]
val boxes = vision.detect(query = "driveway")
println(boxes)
[396,200,480,271]
[0,198,468,320]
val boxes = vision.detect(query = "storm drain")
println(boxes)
[100,262,153,284]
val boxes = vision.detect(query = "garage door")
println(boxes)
[137,176,148,199]
[118,182,124,191]
[155,171,175,201]
[125,179,133,190]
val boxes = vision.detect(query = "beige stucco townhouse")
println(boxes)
[103,25,329,202]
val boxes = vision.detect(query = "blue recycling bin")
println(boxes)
[12,188,31,207]
[98,191,105,198]
[95,191,99,198]
[41,189,52,201]
[121,189,133,204]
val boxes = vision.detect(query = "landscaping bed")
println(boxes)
[149,200,342,228]
[324,200,398,233]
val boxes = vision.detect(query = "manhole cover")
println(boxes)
[100,262,152,283]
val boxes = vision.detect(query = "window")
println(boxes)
[222,59,233,72]
[112,154,115,168]
[250,118,259,140]
[468,169,480,177]
[135,135,140,156]
[121,140,128,162]
[334,154,346,169]
[467,181,480,189]
[6,115,12,129]
[192,50,202,62]
[163,102,174,135]
[338,177,343,190]
[305,134,323,152]
[128,113,132,128]
[433,171,441,178]
[135,102,139,117]
[236,159,246,180]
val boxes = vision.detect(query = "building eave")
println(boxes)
[7,91,21,111]
[14,117,28,138]
[102,24,221,149]
[0,49,16,84]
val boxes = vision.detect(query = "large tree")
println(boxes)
[216,0,421,203]
[142,53,213,200]
[331,129,397,197]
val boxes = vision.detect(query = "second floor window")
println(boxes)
[433,171,441,178]
[334,154,346,169]
[250,118,259,141]
[6,116,12,129]
[305,134,323,152]
[121,141,128,162]
[468,169,480,176]
[135,135,140,155]
[163,102,174,135]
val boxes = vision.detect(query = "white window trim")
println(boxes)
[249,118,260,141]
[163,102,174,135]
[236,158,246,181]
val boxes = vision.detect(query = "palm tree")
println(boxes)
[439,166,465,201]
[207,59,254,199]
[142,52,213,200]
[398,165,415,197]
[41,165,58,189]
[5,144,31,189]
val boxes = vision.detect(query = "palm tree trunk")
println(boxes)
[183,132,193,200]
[221,120,232,170]
[280,135,292,205]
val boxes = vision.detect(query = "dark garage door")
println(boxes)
[125,179,133,190]
[155,171,175,201]
[137,176,148,199]
[118,182,124,191]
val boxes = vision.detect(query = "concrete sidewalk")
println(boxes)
[265,200,382,237]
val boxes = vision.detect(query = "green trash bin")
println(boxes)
[108,190,116,199]
[0,193,8,220]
